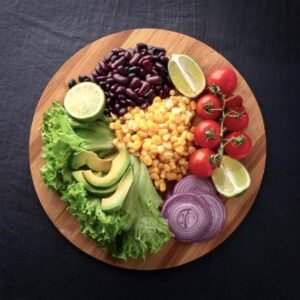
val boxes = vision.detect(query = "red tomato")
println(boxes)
[194,120,221,149]
[207,67,237,94]
[188,148,217,178]
[225,94,243,108]
[224,106,249,131]
[224,132,252,160]
[196,94,222,120]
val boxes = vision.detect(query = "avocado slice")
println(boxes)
[72,171,118,196]
[83,146,130,188]
[101,167,133,212]
[71,151,116,172]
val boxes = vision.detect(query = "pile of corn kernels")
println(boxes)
[110,91,196,192]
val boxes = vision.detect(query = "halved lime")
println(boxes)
[64,82,105,122]
[168,54,206,98]
[212,155,251,197]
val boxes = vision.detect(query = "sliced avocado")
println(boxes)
[72,171,118,196]
[83,146,130,188]
[71,151,116,172]
[101,167,133,212]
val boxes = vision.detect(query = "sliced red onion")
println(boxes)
[162,193,212,242]
[173,175,216,195]
[162,192,226,242]
[196,192,226,241]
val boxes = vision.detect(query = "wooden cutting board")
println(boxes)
[29,29,266,270]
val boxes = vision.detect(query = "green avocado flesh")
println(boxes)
[71,151,115,172]
[72,171,118,196]
[83,146,130,187]
[101,167,133,212]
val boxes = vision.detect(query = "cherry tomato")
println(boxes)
[207,67,237,94]
[224,132,252,160]
[224,106,249,131]
[196,94,222,120]
[188,148,217,178]
[225,94,243,108]
[194,120,221,149]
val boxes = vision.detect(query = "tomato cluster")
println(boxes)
[189,67,253,178]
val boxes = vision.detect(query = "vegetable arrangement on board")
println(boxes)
[41,43,253,259]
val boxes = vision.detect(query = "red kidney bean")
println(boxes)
[118,94,126,100]
[117,65,128,75]
[144,89,154,99]
[68,79,76,89]
[124,51,132,60]
[137,43,147,49]
[125,99,136,107]
[138,81,150,96]
[140,68,147,77]
[128,66,140,73]
[107,72,112,78]
[160,56,169,65]
[128,73,136,79]
[99,81,106,88]
[96,76,107,82]
[113,74,129,85]
[146,75,162,85]
[111,83,118,92]
[112,48,124,53]
[106,78,115,84]
[136,97,145,104]
[126,88,138,100]
[155,62,165,72]
[110,55,119,62]
[116,86,126,94]
[152,55,160,61]
[142,60,152,72]
[100,61,111,72]
[141,103,149,109]
[119,108,127,116]
[155,85,162,92]
[119,99,127,107]
[111,56,125,69]
[127,48,134,56]
[95,64,104,75]
[109,91,116,98]
[129,77,141,89]
[106,83,111,90]
[129,53,142,65]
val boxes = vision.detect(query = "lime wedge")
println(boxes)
[212,155,251,197]
[64,82,105,122]
[168,54,206,98]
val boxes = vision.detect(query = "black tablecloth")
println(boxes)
[1,0,299,299]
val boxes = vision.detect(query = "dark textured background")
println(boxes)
[1,0,300,299]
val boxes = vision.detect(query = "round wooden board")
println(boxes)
[29,29,266,270]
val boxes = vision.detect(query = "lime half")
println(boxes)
[168,54,206,98]
[212,155,251,197]
[64,82,105,122]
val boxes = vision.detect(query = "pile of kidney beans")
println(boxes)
[69,43,173,116]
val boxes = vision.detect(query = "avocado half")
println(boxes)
[82,146,130,188]
[72,171,118,196]
[71,151,116,172]
[101,166,133,212]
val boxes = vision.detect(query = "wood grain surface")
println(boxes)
[29,29,266,270]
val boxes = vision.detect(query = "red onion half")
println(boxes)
[173,175,216,195]
[162,193,212,242]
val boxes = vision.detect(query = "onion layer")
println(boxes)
[173,175,216,195]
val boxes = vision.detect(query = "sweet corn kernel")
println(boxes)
[150,144,158,153]
[143,155,153,166]
[160,181,166,192]
[150,173,160,181]
[180,166,187,175]
[137,131,148,138]
[170,161,176,170]
[152,160,159,167]
[154,180,161,188]
[178,158,186,166]
[152,135,162,145]
[188,146,196,154]
[163,142,172,150]
[139,120,148,131]
[153,96,162,103]
[167,172,177,181]
[187,132,194,141]
[133,140,142,151]
[164,164,171,172]
[161,170,166,179]
[175,146,185,154]
[170,136,177,143]
[177,174,183,181]
[124,113,132,120]
[158,129,168,135]
[170,89,176,96]
[154,112,165,123]
[177,125,185,133]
